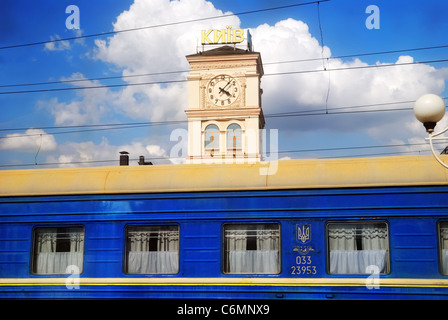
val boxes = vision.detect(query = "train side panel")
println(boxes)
[0,186,447,299]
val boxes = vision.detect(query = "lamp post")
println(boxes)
[413,94,448,169]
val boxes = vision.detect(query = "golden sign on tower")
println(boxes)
[201,26,245,45]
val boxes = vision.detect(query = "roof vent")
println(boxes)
[119,151,129,166]
[138,156,153,166]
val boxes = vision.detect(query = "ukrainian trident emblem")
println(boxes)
[297,224,311,244]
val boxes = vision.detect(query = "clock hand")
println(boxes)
[222,79,232,90]
[219,87,231,96]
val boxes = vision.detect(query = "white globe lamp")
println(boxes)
[414,94,446,133]
[414,94,448,169]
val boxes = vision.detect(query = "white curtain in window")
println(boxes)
[442,250,448,275]
[440,226,448,274]
[127,228,179,274]
[35,229,84,274]
[226,225,279,274]
[329,224,388,274]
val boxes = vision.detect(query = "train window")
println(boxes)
[327,222,389,275]
[223,223,280,274]
[32,227,84,274]
[439,222,448,275]
[125,225,179,274]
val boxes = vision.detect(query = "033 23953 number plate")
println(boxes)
[290,255,317,275]
[292,224,318,275]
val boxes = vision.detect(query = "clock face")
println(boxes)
[207,75,240,107]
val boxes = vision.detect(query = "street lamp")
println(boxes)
[414,94,448,168]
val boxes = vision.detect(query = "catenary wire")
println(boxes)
[2,43,448,89]
[0,141,443,169]
[1,58,447,96]
[0,0,330,51]
[1,1,445,168]
[1,97,446,138]
[316,0,330,114]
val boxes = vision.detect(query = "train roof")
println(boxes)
[0,155,447,197]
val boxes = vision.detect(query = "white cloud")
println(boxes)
[34,0,448,165]
[252,20,445,113]
[92,0,241,122]
[37,73,111,126]
[249,18,446,146]
[73,29,86,46]
[146,144,166,157]
[0,129,57,152]
[45,34,71,51]
[49,0,446,137]
[47,138,172,168]
[111,82,187,122]
[38,0,241,126]
[94,0,239,74]
[45,30,85,51]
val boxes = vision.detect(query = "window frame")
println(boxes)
[226,123,242,152]
[438,220,448,275]
[124,224,180,275]
[222,222,281,275]
[326,221,390,275]
[204,124,220,151]
[31,225,85,275]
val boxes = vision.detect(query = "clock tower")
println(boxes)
[185,45,265,164]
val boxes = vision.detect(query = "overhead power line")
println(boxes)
[319,149,432,159]
[1,43,448,90]
[276,44,448,64]
[277,140,446,156]
[265,58,448,77]
[0,140,443,169]
[0,0,330,51]
[1,58,447,96]
[0,70,189,89]
[1,96,447,139]
[0,79,186,95]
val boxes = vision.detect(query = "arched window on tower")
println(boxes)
[226,124,242,155]
[204,124,220,154]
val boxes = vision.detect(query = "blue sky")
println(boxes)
[0,0,447,168]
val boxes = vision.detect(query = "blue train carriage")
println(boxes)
[0,155,448,299]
